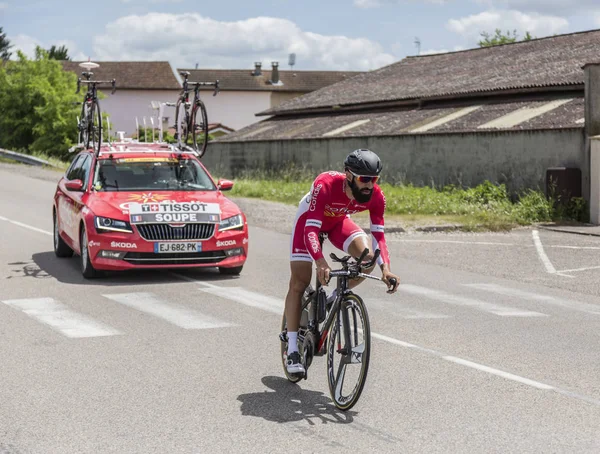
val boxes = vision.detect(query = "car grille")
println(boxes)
[136,223,215,241]
[124,250,227,265]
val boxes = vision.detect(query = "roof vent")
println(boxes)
[253,62,262,76]
[269,61,283,86]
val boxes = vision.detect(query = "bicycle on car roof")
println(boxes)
[75,62,116,155]
[171,71,219,158]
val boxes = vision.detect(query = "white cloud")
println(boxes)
[9,34,87,61]
[354,0,446,6]
[354,0,382,7]
[419,45,465,55]
[447,9,568,43]
[0,2,8,10]
[92,13,396,70]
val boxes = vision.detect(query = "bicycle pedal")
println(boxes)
[278,331,287,343]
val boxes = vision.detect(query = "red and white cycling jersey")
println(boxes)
[290,171,390,265]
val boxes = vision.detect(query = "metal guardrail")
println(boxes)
[0,149,50,167]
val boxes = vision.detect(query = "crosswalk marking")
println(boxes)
[368,299,449,319]
[465,283,600,315]
[198,287,283,315]
[1,298,121,338]
[102,292,236,329]
[399,284,547,317]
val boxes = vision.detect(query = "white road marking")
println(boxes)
[389,239,516,246]
[557,265,600,273]
[368,299,449,319]
[102,292,236,329]
[0,215,52,236]
[399,284,547,317]
[170,272,220,288]
[370,331,600,406]
[443,356,554,389]
[198,287,284,315]
[466,283,600,315]
[532,230,556,274]
[1,297,121,338]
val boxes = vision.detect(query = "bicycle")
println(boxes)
[174,71,220,157]
[76,71,116,154]
[279,233,397,411]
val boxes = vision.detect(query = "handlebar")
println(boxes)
[328,248,397,292]
[188,79,220,96]
[76,78,117,95]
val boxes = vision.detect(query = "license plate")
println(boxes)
[154,242,202,253]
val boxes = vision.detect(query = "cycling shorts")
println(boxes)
[290,214,368,262]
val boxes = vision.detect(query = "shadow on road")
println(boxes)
[5,251,240,287]
[237,376,356,425]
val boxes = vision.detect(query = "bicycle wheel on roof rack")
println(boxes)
[191,99,209,157]
[79,102,90,149]
[175,99,190,146]
[90,100,102,155]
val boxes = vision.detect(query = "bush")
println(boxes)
[0,49,81,159]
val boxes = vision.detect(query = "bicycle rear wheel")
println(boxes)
[175,99,189,145]
[191,99,209,156]
[326,293,371,411]
[90,100,102,154]
[79,102,90,148]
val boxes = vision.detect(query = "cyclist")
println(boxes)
[284,148,400,374]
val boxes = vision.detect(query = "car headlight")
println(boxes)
[218,214,244,232]
[94,216,133,233]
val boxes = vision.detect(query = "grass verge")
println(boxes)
[228,175,587,232]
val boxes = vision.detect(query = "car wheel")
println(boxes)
[219,265,243,275]
[53,212,73,258]
[80,226,100,279]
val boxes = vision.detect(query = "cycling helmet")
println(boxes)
[344,149,382,176]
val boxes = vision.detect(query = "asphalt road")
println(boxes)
[1,163,600,453]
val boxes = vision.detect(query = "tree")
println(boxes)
[478,29,534,47]
[0,27,12,61]
[0,48,80,159]
[47,44,70,60]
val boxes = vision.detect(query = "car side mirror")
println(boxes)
[65,179,84,191]
[217,179,234,191]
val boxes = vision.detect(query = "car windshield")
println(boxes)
[92,158,216,192]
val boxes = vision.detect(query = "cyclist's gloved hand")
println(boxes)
[315,258,332,286]
[382,270,400,294]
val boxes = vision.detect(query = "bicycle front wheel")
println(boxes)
[191,99,209,156]
[326,293,371,411]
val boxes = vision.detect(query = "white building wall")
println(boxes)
[199,90,272,130]
[100,89,275,135]
[99,90,180,137]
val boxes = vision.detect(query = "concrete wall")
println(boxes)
[203,129,586,196]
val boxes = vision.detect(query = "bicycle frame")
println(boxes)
[300,235,382,365]
[175,72,219,153]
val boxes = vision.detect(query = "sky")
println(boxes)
[1,0,599,71]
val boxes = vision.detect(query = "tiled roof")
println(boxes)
[177,68,362,92]
[61,61,181,90]
[261,29,600,116]
[215,97,584,142]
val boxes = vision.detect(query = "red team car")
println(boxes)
[53,142,248,278]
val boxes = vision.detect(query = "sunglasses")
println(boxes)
[348,170,379,184]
